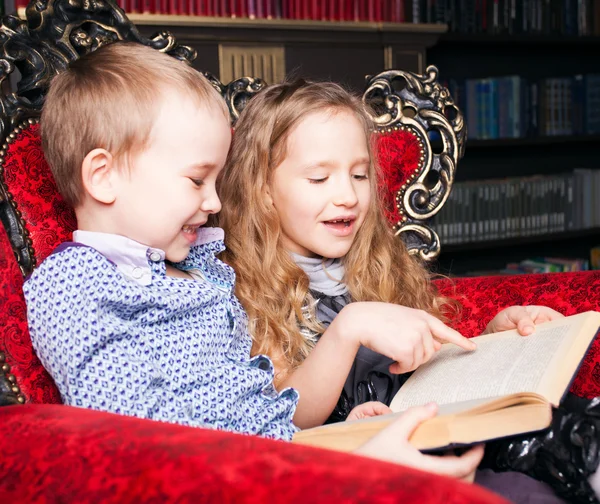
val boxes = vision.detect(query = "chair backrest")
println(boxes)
[0,0,465,405]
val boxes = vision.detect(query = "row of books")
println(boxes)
[446,74,600,139]
[14,0,595,35]
[501,257,591,274]
[14,0,408,21]
[441,0,600,36]
[430,170,600,245]
[460,257,591,277]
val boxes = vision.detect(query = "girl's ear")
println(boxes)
[81,148,117,204]
[263,184,274,207]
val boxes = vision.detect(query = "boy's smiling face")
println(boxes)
[113,90,231,262]
[269,109,371,259]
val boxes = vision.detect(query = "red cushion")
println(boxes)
[2,122,76,267]
[0,224,61,404]
[375,127,425,228]
[0,404,506,504]
[435,271,600,399]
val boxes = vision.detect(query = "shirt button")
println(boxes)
[149,252,161,262]
[131,267,144,279]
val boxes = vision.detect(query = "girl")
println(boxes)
[218,79,599,503]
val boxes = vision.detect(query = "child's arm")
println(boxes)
[355,402,484,480]
[279,302,476,429]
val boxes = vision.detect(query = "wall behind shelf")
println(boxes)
[134,16,445,89]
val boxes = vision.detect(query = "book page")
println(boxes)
[391,321,572,411]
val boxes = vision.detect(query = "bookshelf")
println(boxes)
[426,17,600,276]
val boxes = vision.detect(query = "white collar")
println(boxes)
[72,228,224,286]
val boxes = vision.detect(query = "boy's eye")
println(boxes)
[309,177,328,184]
[189,178,204,186]
[353,174,368,181]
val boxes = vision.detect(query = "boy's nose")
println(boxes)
[201,188,222,215]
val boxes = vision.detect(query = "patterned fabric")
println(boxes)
[23,235,299,440]
[375,128,424,227]
[0,225,61,404]
[435,272,600,399]
[1,123,76,266]
[0,404,508,504]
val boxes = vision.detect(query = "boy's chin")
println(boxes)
[165,246,191,264]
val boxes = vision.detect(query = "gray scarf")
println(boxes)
[290,253,348,297]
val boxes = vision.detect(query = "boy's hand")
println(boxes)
[347,401,392,421]
[483,305,564,336]
[335,303,476,375]
[355,403,484,480]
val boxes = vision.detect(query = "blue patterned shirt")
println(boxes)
[23,228,299,440]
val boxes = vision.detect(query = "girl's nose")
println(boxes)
[333,179,359,207]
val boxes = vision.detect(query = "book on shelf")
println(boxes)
[293,311,600,452]
[432,170,600,246]
[444,74,600,141]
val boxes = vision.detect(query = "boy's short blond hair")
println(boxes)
[41,42,229,207]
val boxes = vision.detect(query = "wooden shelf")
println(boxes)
[441,228,600,254]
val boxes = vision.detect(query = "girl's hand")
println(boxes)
[355,403,484,480]
[333,302,476,374]
[347,401,392,421]
[483,305,564,336]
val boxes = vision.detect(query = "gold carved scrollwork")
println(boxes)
[362,65,466,260]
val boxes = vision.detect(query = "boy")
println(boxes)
[24,42,483,479]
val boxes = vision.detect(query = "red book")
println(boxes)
[144,0,156,13]
[357,0,366,21]
[248,0,257,18]
[328,0,337,20]
[367,0,374,21]
[301,0,309,19]
[310,0,319,20]
[194,0,205,15]
[265,0,273,19]
[255,0,264,18]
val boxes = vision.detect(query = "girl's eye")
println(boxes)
[353,174,368,181]
[309,177,328,184]
[189,178,204,187]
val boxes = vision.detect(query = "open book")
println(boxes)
[293,311,600,452]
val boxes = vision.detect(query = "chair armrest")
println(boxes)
[435,271,600,398]
[0,404,505,504]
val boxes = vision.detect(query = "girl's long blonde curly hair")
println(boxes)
[218,79,456,382]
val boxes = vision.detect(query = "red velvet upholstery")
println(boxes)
[376,128,425,227]
[2,123,76,267]
[0,404,508,503]
[436,272,600,399]
[0,222,61,404]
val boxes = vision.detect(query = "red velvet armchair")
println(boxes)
[0,2,599,503]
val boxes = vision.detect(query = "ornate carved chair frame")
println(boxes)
[0,0,464,406]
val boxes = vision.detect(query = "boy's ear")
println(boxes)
[81,148,117,204]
